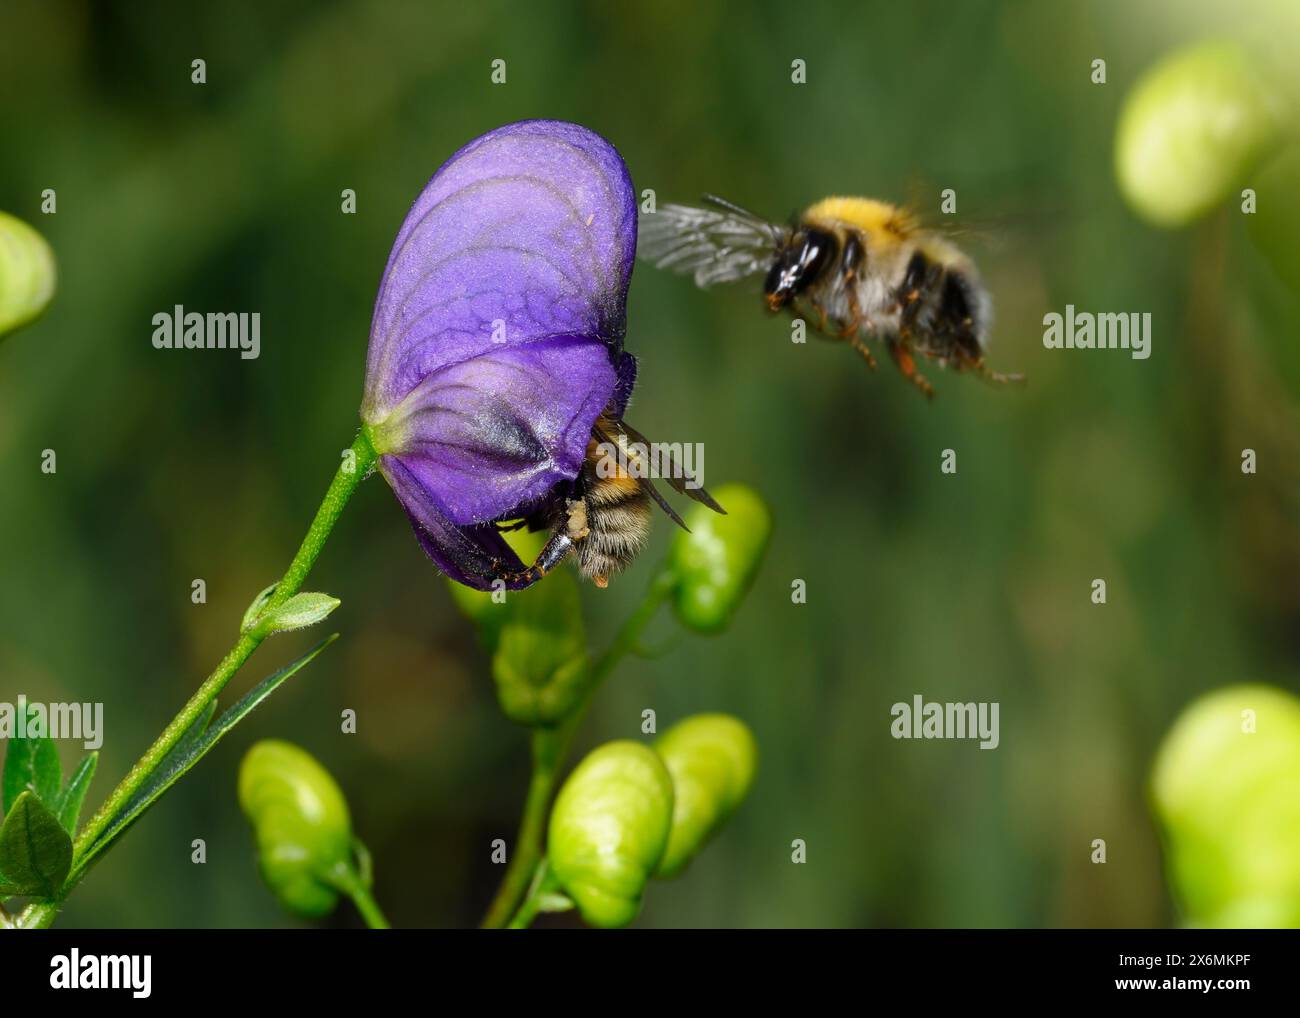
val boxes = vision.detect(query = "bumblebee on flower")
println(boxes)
[360,120,720,592]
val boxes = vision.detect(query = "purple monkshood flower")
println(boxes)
[360,120,638,591]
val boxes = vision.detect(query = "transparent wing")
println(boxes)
[900,178,1065,255]
[637,195,785,288]
[592,416,725,533]
[614,419,725,514]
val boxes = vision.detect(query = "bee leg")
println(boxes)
[798,296,831,334]
[975,363,1027,387]
[955,348,1026,387]
[896,256,941,333]
[485,496,593,589]
[489,527,580,590]
[836,234,865,339]
[848,334,878,371]
[563,498,591,540]
[887,338,936,400]
[837,288,865,341]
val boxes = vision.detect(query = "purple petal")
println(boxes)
[379,454,524,591]
[382,335,615,526]
[362,119,637,422]
[361,120,640,589]
[611,351,637,418]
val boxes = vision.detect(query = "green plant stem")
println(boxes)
[323,862,391,930]
[16,430,378,930]
[479,727,565,929]
[506,859,558,930]
[347,885,391,931]
[480,567,677,929]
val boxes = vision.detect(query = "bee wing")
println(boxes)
[637,195,784,288]
[615,420,725,515]
[593,418,724,532]
[642,477,690,531]
[900,179,1066,254]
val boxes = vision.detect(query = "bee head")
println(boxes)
[764,227,835,312]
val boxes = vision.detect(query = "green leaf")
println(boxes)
[239,583,278,634]
[2,704,63,814]
[352,837,373,889]
[537,891,575,914]
[51,753,99,836]
[70,634,337,882]
[173,699,219,762]
[256,592,341,635]
[0,791,73,898]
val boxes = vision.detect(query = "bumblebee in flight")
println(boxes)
[638,195,1023,399]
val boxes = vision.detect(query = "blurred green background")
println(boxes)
[2,0,1299,928]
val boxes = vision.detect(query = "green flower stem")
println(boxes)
[346,883,391,931]
[479,727,565,929]
[480,567,677,929]
[16,429,378,930]
[506,859,559,930]
[322,861,391,930]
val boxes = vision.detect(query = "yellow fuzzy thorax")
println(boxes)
[802,197,918,245]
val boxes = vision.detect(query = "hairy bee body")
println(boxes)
[639,193,1018,398]
[495,408,716,589]
[565,425,654,587]
[796,198,991,367]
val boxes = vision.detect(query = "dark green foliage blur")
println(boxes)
[2,0,1298,928]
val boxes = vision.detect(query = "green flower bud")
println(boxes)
[446,528,546,643]
[238,740,354,919]
[491,568,588,726]
[668,483,771,634]
[653,714,758,878]
[445,527,588,725]
[547,741,674,928]
[0,210,56,341]
[1115,41,1286,228]
[1151,685,1300,927]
